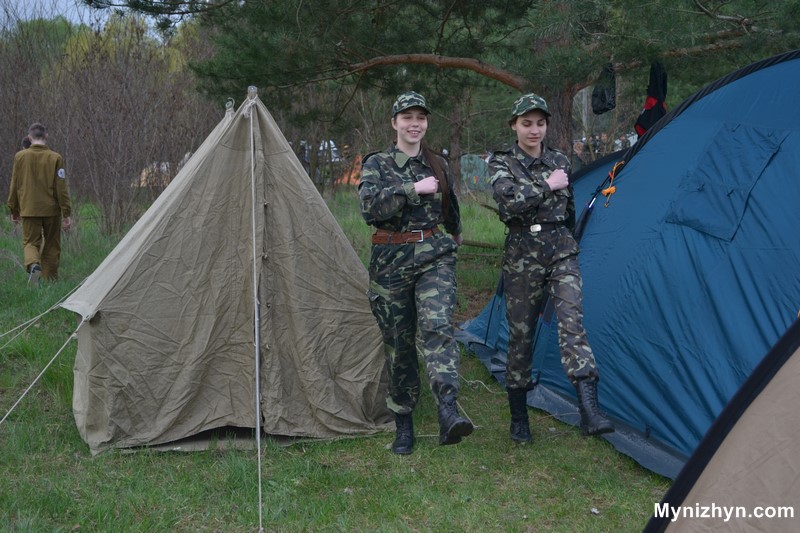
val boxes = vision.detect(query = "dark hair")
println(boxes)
[421,143,450,222]
[21,136,31,149]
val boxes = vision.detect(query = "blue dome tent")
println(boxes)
[458,49,800,479]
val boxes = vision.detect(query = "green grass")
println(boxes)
[0,190,670,532]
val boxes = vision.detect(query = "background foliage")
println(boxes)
[3,1,798,232]
[85,0,800,151]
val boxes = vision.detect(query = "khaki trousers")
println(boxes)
[21,216,62,280]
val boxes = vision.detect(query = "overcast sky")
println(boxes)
[2,0,107,27]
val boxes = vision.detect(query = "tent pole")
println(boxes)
[246,86,265,533]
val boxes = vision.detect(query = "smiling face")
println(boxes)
[392,107,428,155]
[511,110,548,158]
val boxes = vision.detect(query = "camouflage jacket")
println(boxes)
[488,143,574,230]
[359,145,461,236]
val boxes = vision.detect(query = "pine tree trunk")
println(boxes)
[544,87,578,154]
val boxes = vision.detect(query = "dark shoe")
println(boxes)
[574,379,615,436]
[437,395,473,445]
[391,413,414,455]
[507,388,532,444]
[27,264,42,287]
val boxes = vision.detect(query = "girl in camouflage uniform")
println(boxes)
[358,91,472,455]
[488,94,614,444]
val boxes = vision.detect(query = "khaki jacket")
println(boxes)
[7,144,71,218]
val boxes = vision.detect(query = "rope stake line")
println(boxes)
[0,320,85,427]
[1,282,87,425]
[0,279,85,349]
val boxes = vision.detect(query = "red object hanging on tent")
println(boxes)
[634,62,668,137]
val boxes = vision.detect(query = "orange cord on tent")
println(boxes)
[601,161,625,207]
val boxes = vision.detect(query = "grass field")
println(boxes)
[0,190,670,532]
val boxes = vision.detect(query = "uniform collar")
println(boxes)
[389,143,425,168]
[512,142,557,169]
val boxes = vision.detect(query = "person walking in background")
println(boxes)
[598,131,611,156]
[571,140,587,172]
[488,94,614,444]
[7,123,72,285]
[359,91,472,455]
[614,133,631,151]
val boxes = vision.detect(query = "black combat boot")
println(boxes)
[574,378,615,436]
[507,387,532,444]
[391,413,415,455]
[438,395,474,445]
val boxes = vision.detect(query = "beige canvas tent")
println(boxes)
[644,318,800,532]
[62,89,392,454]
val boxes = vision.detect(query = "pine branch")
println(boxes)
[83,0,237,17]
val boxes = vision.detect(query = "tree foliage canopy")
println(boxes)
[84,0,800,150]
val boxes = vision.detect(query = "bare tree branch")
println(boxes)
[279,53,530,91]
[613,34,751,74]
[692,0,773,33]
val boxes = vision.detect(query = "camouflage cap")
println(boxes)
[510,93,551,121]
[392,91,431,117]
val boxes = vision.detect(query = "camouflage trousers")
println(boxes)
[502,229,598,390]
[367,238,460,415]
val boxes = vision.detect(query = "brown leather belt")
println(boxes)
[508,223,564,233]
[371,228,440,244]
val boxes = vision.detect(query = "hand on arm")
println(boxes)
[359,160,417,223]
[545,169,569,191]
[62,216,72,231]
[414,175,439,195]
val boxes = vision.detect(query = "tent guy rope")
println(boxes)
[0,279,84,351]
[0,280,86,426]
[0,319,86,427]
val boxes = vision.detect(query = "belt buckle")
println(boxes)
[530,224,542,233]
[412,229,425,242]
